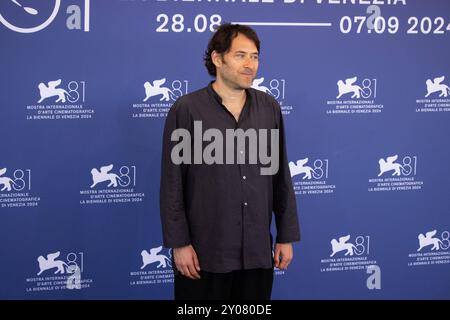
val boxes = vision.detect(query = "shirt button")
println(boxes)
[244,202,248,206]
[240,150,244,154]
[242,175,246,180]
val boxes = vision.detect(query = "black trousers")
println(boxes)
[174,268,274,300]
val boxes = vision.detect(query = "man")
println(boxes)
[160,23,300,300]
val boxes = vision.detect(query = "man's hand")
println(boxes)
[274,243,293,270]
[173,245,201,280]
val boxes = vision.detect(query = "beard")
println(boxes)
[219,58,256,90]
[222,71,255,90]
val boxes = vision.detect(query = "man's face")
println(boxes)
[214,33,259,90]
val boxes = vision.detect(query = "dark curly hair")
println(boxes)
[204,23,260,77]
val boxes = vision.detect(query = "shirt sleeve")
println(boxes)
[271,98,301,244]
[159,99,191,248]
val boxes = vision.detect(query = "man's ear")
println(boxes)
[211,51,222,69]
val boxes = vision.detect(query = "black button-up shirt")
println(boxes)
[160,82,300,273]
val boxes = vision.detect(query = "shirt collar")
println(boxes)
[207,81,252,107]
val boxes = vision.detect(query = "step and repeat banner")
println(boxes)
[1,0,450,299]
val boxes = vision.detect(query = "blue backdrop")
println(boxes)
[1,0,449,299]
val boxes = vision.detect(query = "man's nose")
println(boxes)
[243,57,255,68]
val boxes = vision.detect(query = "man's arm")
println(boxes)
[160,101,201,279]
[160,101,191,248]
[271,99,300,268]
